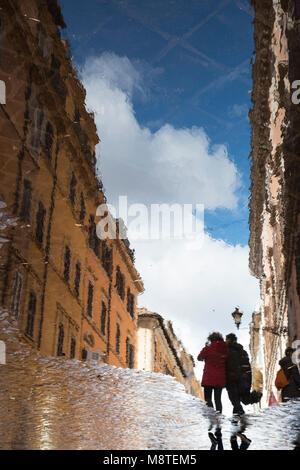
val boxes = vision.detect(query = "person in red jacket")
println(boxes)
[198,332,228,414]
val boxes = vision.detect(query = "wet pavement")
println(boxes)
[0,309,299,451]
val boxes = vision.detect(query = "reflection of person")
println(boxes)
[208,428,223,450]
[278,347,300,402]
[230,433,252,451]
[198,332,228,414]
[225,333,250,416]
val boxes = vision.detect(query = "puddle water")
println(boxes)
[0,310,299,450]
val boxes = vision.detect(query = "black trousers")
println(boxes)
[226,382,244,415]
[204,386,223,413]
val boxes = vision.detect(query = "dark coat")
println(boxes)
[198,341,228,388]
[226,342,251,386]
[279,356,300,400]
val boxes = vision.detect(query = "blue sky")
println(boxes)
[60,0,254,246]
[58,0,259,373]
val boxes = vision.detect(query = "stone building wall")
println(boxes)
[137,308,203,398]
[249,0,300,402]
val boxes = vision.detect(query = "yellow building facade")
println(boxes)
[0,0,143,367]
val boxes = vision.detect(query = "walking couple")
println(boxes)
[198,331,262,415]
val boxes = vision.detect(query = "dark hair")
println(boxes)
[208,332,224,342]
[285,347,295,356]
[226,333,237,343]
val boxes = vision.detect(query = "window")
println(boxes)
[129,344,134,369]
[10,271,22,318]
[102,241,113,278]
[35,201,46,246]
[126,338,134,369]
[69,172,77,206]
[88,215,99,257]
[127,288,135,317]
[116,266,125,300]
[87,281,94,317]
[74,106,80,123]
[74,261,81,297]
[25,291,36,339]
[57,323,64,356]
[30,108,44,156]
[154,340,157,363]
[79,193,85,225]
[44,121,54,161]
[100,301,106,335]
[116,323,121,355]
[63,245,71,281]
[70,337,76,359]
[20,179,32,224]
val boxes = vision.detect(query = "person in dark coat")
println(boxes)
[225,333,251,415]
[198,332,228,414]
[279,347,300,402]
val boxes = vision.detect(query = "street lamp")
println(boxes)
[231,307,243,330]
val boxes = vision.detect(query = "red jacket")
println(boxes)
[198,341,228,387]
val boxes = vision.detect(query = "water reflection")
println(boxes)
[0,312,300,450]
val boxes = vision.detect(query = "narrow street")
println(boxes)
[0,311,299,451]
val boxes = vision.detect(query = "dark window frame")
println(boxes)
[35,201,46,246]
[100,301,107,336]
[70,337,76,359]
[115,323,121,355]
[63,245,71,281]
[74,261,81,297]
[87,281,94,318]
[57,323,64,356]
[10,270,23,319]
[25,291,36,339]
[69,172,77,206]
[20,179,32,224]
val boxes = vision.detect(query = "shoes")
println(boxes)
[251,391,263,403]
[237,432,252,444]
[208,432,218,450]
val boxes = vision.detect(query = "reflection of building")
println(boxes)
[249,312,265,408]
[0,0,143,368]
[137,308,203,398]
[249,1,300,403]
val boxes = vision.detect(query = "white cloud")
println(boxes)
[81,53,260,384]
[82,53,241,211]
[134,237,260,380]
